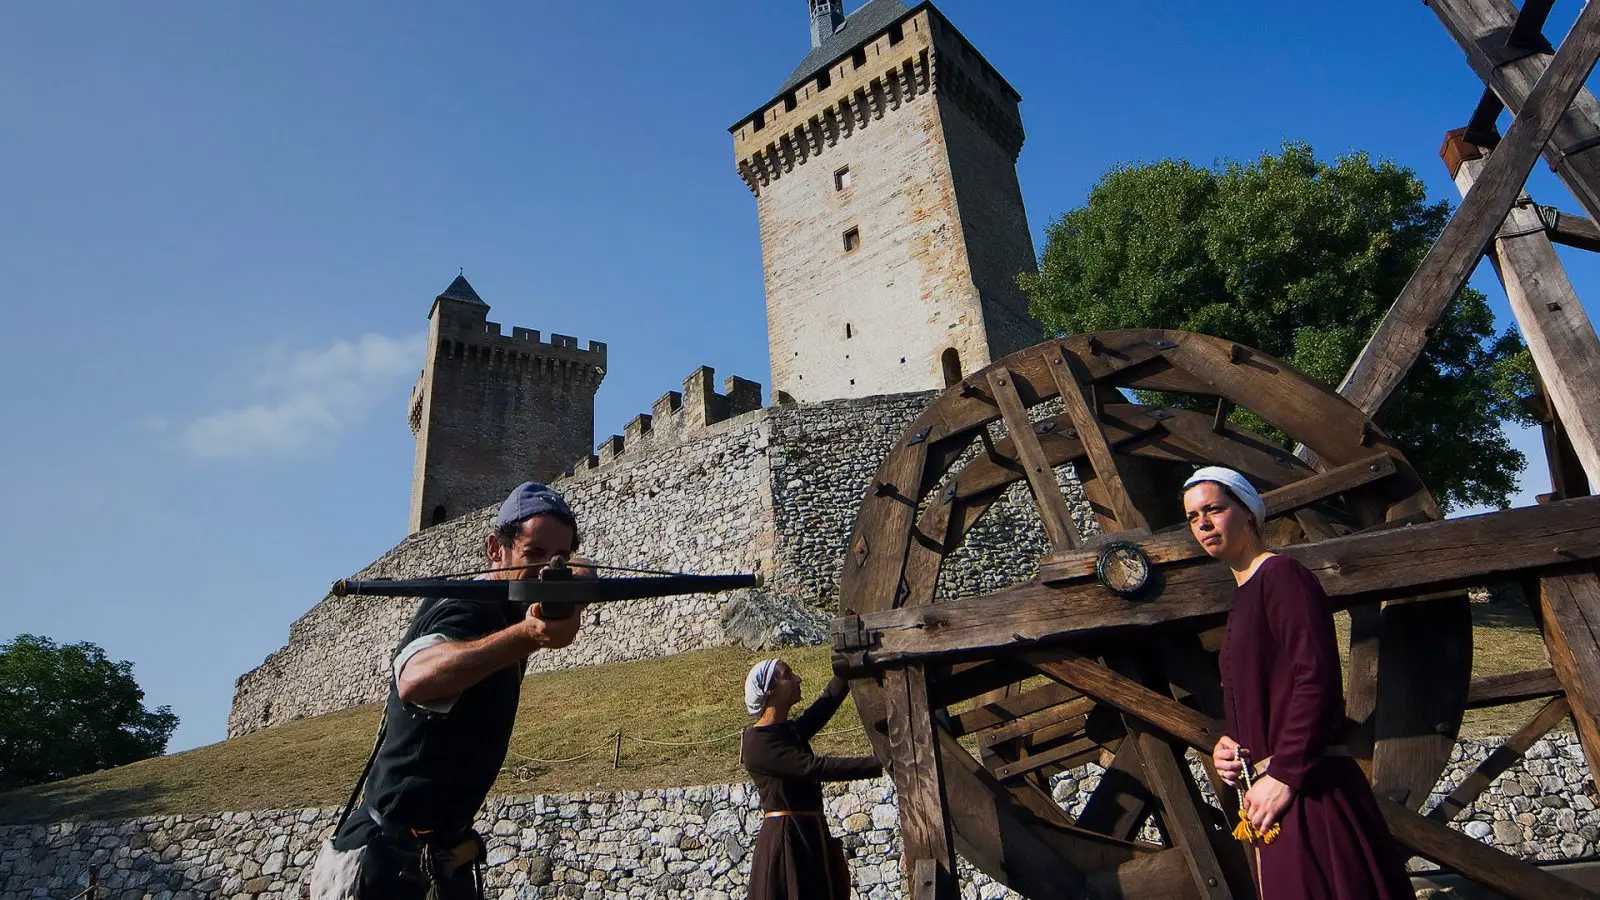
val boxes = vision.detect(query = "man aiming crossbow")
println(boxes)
[308,477,760,898]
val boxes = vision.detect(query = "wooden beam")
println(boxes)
[993,734,1102,781]
[1428,696,1571,822]
[1379,794,1598,900]
[837,497,1600,665]
[883,665,958,899]
[1465,667,1563,709]
[946,682,1082,737]
[986,366,1084,553]
[1340,0,1600,418]
[1131,726,1237,899]
[1538,570,1600,795]
[1450,139,1600,489]
[1047,346,1149,531]
[1544,205,1600,252]
[977,696,1097,748]
[1430,0,1600,222]
[1028,654,1228,750]
[1077,738,1156,841]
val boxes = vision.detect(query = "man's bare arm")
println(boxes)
[397,603,582,706]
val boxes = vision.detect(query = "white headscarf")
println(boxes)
[1183,466,1267,527]
[744,658,781,715]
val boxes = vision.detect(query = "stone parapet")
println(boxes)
[566,366,764,478]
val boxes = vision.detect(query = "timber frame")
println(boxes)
[829,3,1600,897]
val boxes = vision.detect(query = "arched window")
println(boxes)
[940,348,962,386]
[431,505,448,526]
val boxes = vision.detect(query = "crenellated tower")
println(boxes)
[731,0,1042,402]
[407,274,606,533]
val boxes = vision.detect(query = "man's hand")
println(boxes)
[521,602,584,650]
[1212,735,1243,788]
[1243,773,1294,834]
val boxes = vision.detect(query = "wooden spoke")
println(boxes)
[1466,668,1563,709]
[947,683,1085,738]
[1538,570,1600,794]
[1047,345,1149,531]
[986,365,1084,553]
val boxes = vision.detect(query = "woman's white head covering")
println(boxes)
[745,658,781,715]
[1183,466,1267,527]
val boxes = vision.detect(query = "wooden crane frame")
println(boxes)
[830,2,1600,897]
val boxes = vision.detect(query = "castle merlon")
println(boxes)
[729,4,1024,194]
[562,366,764,477]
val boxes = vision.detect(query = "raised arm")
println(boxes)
[397,602,581,707]
[744,731,883,783]
[792,675,852,741]
[1261,561,1344,791]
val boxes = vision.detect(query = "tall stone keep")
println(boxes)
[408,275,606,533]
[732,0,1042,402]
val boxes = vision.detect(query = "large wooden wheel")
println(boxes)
[835,330,1475,899]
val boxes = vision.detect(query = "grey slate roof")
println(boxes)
[438,274,486,305]
[776,0,911,97]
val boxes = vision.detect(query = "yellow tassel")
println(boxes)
[1232,809,1282,845]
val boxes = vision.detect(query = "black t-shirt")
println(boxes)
[333,597,523,849]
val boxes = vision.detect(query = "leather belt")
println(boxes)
[764,809,823,819]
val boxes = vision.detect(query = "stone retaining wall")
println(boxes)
[231,392,1095,738]
[5,735,1595,899]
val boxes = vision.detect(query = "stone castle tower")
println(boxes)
[407,275,606,533]
[731,0,1042,402]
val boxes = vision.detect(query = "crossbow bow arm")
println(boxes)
[329,572,761,609]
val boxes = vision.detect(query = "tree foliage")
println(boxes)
[0,634,178,789]
[1021,142,1533,511]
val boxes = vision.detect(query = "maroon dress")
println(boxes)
[1219,554,1413,899]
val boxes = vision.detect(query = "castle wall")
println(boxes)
[5,736,1595,899]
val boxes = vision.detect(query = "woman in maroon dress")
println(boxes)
[1183,466,1412,899]
[741,658,882,899]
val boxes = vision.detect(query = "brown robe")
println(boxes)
[742,675,883,900]
[1220,554,1413,899]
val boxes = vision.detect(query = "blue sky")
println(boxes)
[0,1,1588,752]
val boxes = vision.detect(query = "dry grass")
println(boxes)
[0,599,1556,826]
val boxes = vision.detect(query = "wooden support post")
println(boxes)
[1131,726,1237,899]
[1340,0,1600,418]
[1544,205,1600,252]
[1538,570,1600,795]
[1446,133,1600,489]
[882,665,958,900]
[1430,0,1600,222]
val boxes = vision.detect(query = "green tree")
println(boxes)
[0,634,178,788]
[1021,142,1533,511]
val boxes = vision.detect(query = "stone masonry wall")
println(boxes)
[5,735,1596,899]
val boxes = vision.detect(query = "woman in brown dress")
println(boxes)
[741,658,883,899]
[1183,466,1412,899]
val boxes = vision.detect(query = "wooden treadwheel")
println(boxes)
[834,330,1473,899]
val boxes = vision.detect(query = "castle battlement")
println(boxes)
[432,300,607,370]
[729,4,1023,194]
[565,365,764,476]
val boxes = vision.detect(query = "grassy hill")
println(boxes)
[0,602,1553,826]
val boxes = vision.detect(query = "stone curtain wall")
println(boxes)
[6,736,1599,899]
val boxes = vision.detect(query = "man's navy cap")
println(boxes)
[495,481,574,529]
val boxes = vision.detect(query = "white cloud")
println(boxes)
[180,333,423,460]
